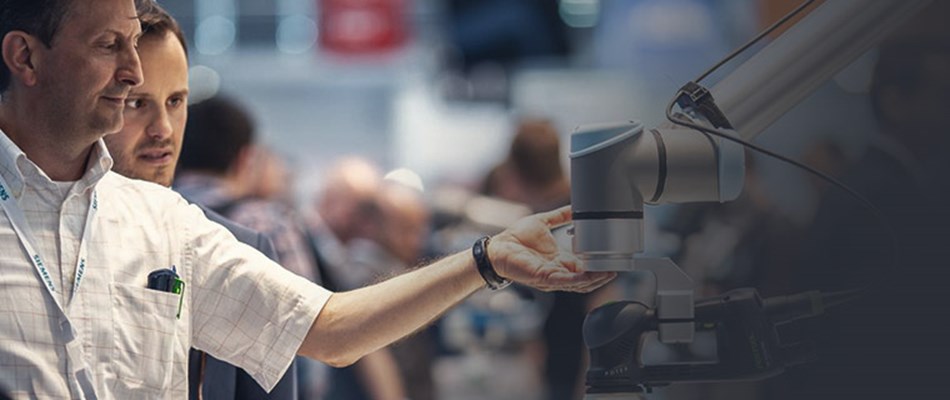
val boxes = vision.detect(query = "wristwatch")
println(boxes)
[472,236,511,290]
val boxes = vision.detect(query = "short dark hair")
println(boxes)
[0,0,158,93]
[506,118,564,187]
[138,1,187,57]
[179,96,256,175]
[0,0,71,92]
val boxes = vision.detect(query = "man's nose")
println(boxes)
[116,42,144,88]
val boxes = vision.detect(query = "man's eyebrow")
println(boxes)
[101,28,138,40]
[106,19,141,39]
[127,91,153,99]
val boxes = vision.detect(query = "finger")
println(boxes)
[538,205,573,228]
[536,269,613,291]
[543,272,614,293]
[573,272,617,293]
[554,253,583,273]
[568,272,616,293]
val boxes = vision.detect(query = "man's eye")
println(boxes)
[125,99,144,109]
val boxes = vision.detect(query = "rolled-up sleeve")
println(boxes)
[181,202,332,390]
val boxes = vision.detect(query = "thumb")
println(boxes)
[539,205,573,228]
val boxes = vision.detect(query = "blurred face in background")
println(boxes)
[378,184,430,265]
[105,31,188,186]
[318,158,382,243]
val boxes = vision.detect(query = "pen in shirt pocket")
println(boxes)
[147,266,185,319]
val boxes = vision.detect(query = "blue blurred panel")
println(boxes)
[594,0,731,83]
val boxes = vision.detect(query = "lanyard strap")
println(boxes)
[0,176,96,311]
[0,173,100,399]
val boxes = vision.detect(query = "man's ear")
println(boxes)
[1,31,40,87]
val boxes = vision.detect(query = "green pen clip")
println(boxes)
[172,278,185,320]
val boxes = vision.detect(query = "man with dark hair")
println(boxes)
[0,0,157,93]
[0,0,70,93]
[102,5,298,399]
[176,96,320,283]
[0,0,611,397]
[177,96,255,178]
[483,118,571,213]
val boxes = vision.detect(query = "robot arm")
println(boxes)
[570,0,930,272]
[572,0,930,396]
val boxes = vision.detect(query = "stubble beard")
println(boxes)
[108,149,174,187]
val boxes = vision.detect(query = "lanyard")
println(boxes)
[0,175,96,311]
[0,173,99,399]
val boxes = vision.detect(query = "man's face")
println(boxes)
[33,0,143,137]
[104,32,187,187]
[383,206,429,264]
[379,187,430,264]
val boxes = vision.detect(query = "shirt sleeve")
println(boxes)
[181,201,332,391]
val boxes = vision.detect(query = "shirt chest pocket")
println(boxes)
[110,282,180,396]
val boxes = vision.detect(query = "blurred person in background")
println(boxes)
[307,157,384,292]
[344,180,433,288]
[176,96,320,284]
[174,95,325,397]
[482,118,589,400]
[482,118,570,213]
[362,181,436,400]
[374,182,431,273]
[246,146,295,207]
[100,5,298,399]
[306,158,407,400]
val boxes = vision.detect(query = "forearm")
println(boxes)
[298,206,616,366]
[299,251,484,366]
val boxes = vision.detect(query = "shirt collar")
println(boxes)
[0,128,113,198]
[0,128,27,199]
[77,139,114,193]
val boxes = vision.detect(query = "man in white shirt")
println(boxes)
[0,0,614,397]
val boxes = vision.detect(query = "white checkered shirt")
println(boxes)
[0,130,331,399]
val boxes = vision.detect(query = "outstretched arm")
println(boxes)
[298,206,615,366]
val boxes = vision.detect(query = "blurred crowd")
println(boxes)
[160,1,949,399]
[175,99,614,399]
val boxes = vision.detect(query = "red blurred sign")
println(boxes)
[319,0,408,53]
